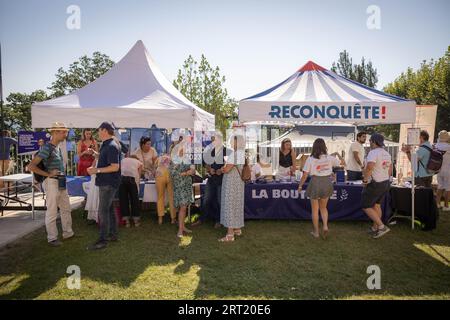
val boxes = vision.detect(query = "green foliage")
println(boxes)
[48,52,115,97]
[2,52,115,136]
[173,54,237,135]
[2,90,48,133]
[331,50,378,88]
[383,46,450,139]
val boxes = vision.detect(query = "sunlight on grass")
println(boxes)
[0,274,29,296]
[414,243,450,267]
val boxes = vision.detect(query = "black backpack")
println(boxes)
[34,144,57,183]
[419,144,445,174]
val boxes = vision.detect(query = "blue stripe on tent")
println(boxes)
[242,72,303,100]
[304,72,317,101]
[278,73,303,101]
[324,70,411,102]
[316,72,341,101]
[323,71,372,101]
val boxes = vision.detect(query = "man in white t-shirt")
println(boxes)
[346,131,366,181]
[361,133,393,239]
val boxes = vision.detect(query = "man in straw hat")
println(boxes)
[29,122,74,247]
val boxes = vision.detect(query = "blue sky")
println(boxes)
[0,0,449,101]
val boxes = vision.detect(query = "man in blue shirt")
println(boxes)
[403,130,434,188]
[87,121,121,250]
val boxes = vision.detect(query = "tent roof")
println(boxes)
[259,129,399,148]
[239,61,416,125]
[32,40,214,130]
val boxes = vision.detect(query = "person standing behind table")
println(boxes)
[134,136,158,179]
[0,130,17,189]
[277,138,297,180]
[219,136,246,242]
[28,123,74,247]
[169,142,195,238]
[77,129,98,176]
[192,133,228,228]
[155,152,177,225]
[297,138,344,239]
[435,130,450,211]
[346,131,367,181]
[119,154,143,228]
[402,130,433,188]
[361,133,393,239]
[87,122,121,251]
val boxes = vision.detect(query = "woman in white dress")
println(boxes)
[85,158,99,223]
[436,130,450,210]
[219,136,245,242]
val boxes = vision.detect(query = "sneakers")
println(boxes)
[442,207,450,212]
[368,227,377,236]
[48,239,62,247]
[373,226,391,239]
[107,235,119,242]
[87,240,108,251]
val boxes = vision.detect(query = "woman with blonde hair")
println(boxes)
[436,130,450,210]
[219,135,246,242]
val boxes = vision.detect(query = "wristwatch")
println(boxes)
[96,168,101,174]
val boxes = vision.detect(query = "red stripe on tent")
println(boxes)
[298,61,327,72]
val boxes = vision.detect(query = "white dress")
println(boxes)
[84,174,99,222]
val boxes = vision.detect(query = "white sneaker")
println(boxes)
[442,207,450,212]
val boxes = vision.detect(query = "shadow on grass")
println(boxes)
[1,208,449,299]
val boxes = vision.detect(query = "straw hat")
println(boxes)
[48,122,69,131]
[438,130,449,143]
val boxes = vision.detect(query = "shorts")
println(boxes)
[306,175,334,199]
[361,180,390,209]
[437,172,450,191]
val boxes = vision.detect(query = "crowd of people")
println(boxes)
[22,120,449,248]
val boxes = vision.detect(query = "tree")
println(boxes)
[383,46,450,139]
[48,51,114,97]
[3,90,48,134]
[331,50,378,88]
[173,54,237,134]
[2,52,115,136]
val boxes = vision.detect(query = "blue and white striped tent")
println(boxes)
[239,61,416,125]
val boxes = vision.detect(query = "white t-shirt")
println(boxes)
[436,142,450,174]
[303,155,340,176]
[251,163,262,181]
[346,142,365,172]
[366,148,392,182]
[121,157,143,188]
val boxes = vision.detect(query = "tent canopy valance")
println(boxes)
[32,41,215,131]
[239,61,416,125]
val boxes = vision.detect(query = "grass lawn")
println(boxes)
[0,206,449,300]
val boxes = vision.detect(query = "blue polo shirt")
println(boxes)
[95,138,121,187]
[416,141,433,178]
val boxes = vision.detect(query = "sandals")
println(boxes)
[322,229,329,240]
[234,229,242,236]
[219,234,235,242]
[310,231,320,239]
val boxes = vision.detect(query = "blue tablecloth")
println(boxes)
[202,181,391,221]
[66,176,151,198]
[68,176,391,221]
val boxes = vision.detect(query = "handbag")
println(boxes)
[235,157,252,183]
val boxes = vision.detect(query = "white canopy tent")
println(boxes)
[32,40,215,131]
[239,61,416,125]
